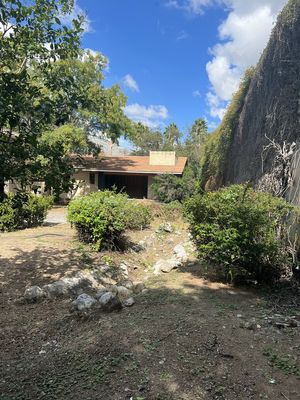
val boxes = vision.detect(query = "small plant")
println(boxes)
[101,255,114,266]
[263,348,300,376]
[185,184,296,282]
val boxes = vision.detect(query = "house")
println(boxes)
[70,151,187,200]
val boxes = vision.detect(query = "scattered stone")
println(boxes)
[242,320,257,330]
[173,244,188,263]
[119,280,134,290]
[106,284,118,294]
[42,271,102,299]
[117,286,132,300]
[153,258,179,274]
[71,293,97,312]
[98,292,122,312]
[120,262,129,277]
[158,223,174,233]
[123,297,135,307]
[43,281,70,298]
[99,263,111,273]
[95,288,109,300]
[24,286,46,302]
[133,282,145,294]
[99,275,117,286]
[131,241,146,253]
[237,314,243,318]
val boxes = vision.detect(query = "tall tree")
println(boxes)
[0,0,84,196]
[162,123,182,150]
[0,1,131,198]
[131,123,163,155]
[183,118,208,176]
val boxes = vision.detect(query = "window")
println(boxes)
[89,172,96,185]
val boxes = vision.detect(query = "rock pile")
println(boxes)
[23,263,146,314]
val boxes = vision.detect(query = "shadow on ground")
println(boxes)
[0,256,299,399]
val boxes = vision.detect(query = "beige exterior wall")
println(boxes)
[4,180,46,195]
[147,175,155,199]
[149,151,176,166]
[60,171,98,201]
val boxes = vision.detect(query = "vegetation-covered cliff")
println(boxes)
[202,0,300,205]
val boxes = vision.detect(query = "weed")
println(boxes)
[263,348,300,376]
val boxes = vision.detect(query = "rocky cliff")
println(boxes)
[222,0,300,205]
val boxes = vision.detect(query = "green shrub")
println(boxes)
[185,185,295,282]
[151,167,197,203]
[124,201,152,230]
[0,196,17,231]
[0,192,53,231]
[68,191,152,250]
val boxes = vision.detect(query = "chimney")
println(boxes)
[149,151,176,166]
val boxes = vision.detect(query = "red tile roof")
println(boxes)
[74,155,187,175]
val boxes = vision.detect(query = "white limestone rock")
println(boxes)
[72,293,97,312]
[98,292,122,312]
[24,286,46,302]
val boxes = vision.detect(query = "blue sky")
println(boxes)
[77,0,287,134]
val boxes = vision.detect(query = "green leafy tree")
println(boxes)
[182,118,208,177]
[131,123,163,155]
[45,51,131,140]
[151,167,197,203]
[0,0,84,197]
[162,123,182,150]
[0,2,131,198]
[36,124,99,200]
[130,122,183,155]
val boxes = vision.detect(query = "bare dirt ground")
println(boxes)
[0,208,299,400]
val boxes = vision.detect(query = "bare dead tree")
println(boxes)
[257,135,299,197]
[257,136,300,273]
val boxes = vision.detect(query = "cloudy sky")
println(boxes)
[78,0,287,132]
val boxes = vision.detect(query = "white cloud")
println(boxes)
[177,30,189,40]
[167,0,287,120]
[206,91,227,119]
[166,0,214,15]
[124,103,169,128]
[192,90,201,97]
[122,74,140,92]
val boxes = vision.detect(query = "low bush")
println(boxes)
[185,184,297,282]
[68,191,152,250]
[124,201,152,230]
[0,192,53,231]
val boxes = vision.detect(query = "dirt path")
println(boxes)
[45,206,67,225]
[0,221,299,400]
